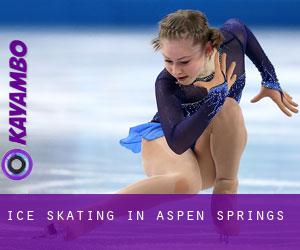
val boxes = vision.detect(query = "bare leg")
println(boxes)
[55,137,203,240]
[56,97,247,240]
[193,97,247,237]
[210,98,247,194]
[116,136,202,194]
[193,97,247,193]
[119,98,247,195]
[193,121,216,190]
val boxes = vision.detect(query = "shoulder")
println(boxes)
[155,68,176,86]
[221,18,247,34]
[220,18,247,48]
[155,68,178,94]
[156,68,175,80]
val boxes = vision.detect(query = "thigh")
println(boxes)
[141,137,201,180]
[193,122,216,190]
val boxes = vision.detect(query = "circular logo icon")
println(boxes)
[1,149,33,180]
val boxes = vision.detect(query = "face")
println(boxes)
[160,38,208,85]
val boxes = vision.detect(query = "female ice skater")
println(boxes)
[119,9,298,195]
[41,9,298,241]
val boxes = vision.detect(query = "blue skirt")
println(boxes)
[119,122,164,153]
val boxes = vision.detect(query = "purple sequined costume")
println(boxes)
[120,18,282,154]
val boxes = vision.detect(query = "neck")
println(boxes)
[197,49,216,78]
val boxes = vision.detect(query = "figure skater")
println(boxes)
[119,9,298,195]
[40,9,298,241]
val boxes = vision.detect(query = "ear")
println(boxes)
[204,42,213,57]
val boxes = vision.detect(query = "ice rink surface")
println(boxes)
[0,27,299,193]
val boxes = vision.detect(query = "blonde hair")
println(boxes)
[152,9,223,51]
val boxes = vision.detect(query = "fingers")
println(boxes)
[221,53,226,74]
[251,93,265,103]
[193,80,208,88]
[284,91,293,100]
[251,87,298,117]
[288,98,299,107]
[228,74,237,88]
[227,61,236,79]
[269,93,292,117]
[213,51,222,77]
[252,92,292,116]
[274,99,292,117]
[194,51,224,90]
[202,51,237,90]
[226,61,236,88]
[210,51,225,86]
[282,95,299,113]
[219,52,237,88]
[283,92,298,107]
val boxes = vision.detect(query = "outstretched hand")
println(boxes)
[193,50,237,91]
[251,87,298,117]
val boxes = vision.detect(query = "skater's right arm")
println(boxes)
[155,52,236,155]
[155,73,215,155]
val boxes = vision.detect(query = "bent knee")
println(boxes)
[213,178,238,194]
[219,98,242,119]
[172,173,201,194]
[214,98,247,130]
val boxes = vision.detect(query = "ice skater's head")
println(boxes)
[152,10,223,85]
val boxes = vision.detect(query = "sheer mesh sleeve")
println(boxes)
[222,18,282,92]
[155,70,228,155]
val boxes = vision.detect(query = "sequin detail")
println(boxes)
[181,82,228,120]
[206,83,229,120]
[260,61,283,98]
[261,81,282,92]
[180,73,245,118]
[180,98,206,117]
[228,74,246,103]
[261,60,278,83]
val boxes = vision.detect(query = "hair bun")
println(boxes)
[207,28,224,49]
